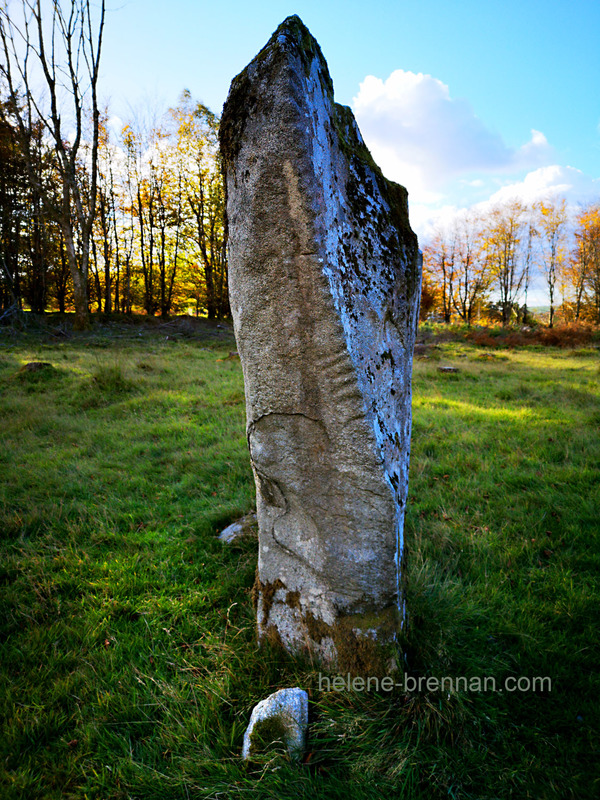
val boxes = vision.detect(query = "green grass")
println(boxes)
[0,323,598,799]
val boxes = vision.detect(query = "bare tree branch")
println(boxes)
[0,0,105,328]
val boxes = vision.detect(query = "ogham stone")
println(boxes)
[219,15,421,675]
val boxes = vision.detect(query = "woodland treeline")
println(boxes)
[1,2,599,330]
[0,89,227,322]
[0,1,227,327]
[421,199,600,327]
[2,85,599,329]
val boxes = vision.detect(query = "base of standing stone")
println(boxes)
[253,576,401,676]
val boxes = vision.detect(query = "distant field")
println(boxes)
[0,321,598,799]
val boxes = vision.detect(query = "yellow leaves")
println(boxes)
[121,124,137,152]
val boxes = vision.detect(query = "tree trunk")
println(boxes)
[72,268,89,330]
[64,229,89,330]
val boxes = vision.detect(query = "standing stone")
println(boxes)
[220,16,421,675]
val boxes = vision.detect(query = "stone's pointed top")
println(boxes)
[250,13,330,87]
[275,14,309,36]
[268,14,314,50]
[220,14,333,166]
[268,15,330,79]
[246,13,323,70]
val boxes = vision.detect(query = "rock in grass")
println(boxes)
[242,687,308,762]
[12,362,57,383]
[220,16,421,674]
[19,362,53,373]
[218,513,258,543]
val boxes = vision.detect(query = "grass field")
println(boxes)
[0,318,598,799]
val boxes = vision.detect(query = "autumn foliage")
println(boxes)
[422,199,600,327]
[1,76,599,327]
[0,90,227,320]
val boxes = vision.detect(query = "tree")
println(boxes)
[117,124,139,315]
[0,94,58,315]
[482,200,531,326]
[89,113,121,314]
[451,213,490,326]
[152,131,185,318]
[535,198,568,328]
[121,120,157,315]
[520,214,536,325]
[418,271,438,321]
[568,203,600,322]
[0,100,27,312]
[422,214,490,326]
[422,225,457,323]
[170,91,228,319]
[0,0,105,329]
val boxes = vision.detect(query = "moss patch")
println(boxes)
[285,590,301,609]
[255,577,286,625]
[306,607,399,677]
[333,617,391,678]
[248,715,290,757]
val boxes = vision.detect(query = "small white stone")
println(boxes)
[218,513,257,543]
[242,687,308,761]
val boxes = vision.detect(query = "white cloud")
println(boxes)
[108,115,124,135]
[486,164,600,207]
[410,166,600,242]
[408,201,462,241]
[352,70,552,202]
[351,69,600,244]
[461,179,485,188]
[414,167,599,248]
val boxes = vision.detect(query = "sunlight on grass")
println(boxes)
[415,395,541,422]
[0,328,598,799]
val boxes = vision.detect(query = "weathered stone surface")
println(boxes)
[220,16,421,674]
[242,687,308,761]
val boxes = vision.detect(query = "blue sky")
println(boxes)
[102,0,600,236]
